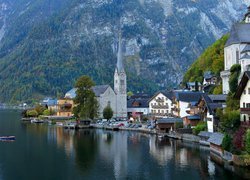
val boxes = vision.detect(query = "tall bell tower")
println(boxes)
[114,34,127,119]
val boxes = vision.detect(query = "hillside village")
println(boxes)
[22,5,250,166]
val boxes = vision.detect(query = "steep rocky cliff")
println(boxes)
[0,0,249,103]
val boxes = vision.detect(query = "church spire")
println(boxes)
[116,33,125,73]
[244,5,250,23]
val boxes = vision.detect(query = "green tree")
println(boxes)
[246,129,250,154]
[73,76,98,120]
[229,64,241,94]
[127,91,133,97]
[34,105,46,115]
[222,134,232,152]
[26,110,38,117]
[103,105,113,120]
[43,109,51,116]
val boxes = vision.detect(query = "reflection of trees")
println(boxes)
[74,130,97,174]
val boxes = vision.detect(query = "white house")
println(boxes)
[149,91,174,118]
[221,6,250,94]
[173,91,203,118]
[235,71,250,127]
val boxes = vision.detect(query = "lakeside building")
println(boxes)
[64,37,127,119]
[235,71,250,128]
[186,82,202,91]
[57,99,74,117]
[221,6,250,94]
[148,91,174,119]
[127,94,150,120]
[197,94,227,132]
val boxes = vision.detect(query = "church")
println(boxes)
[221,6,250,94]
[64,37,127,119]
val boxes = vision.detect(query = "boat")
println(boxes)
[31,119,44,123]
[0,136,16,141]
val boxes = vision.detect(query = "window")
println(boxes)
[243,103,246,108]
[166,110,169,114]
[244,90,246,95]
[158,110,160,113]
[247,103,250,108]
[249,88,250,94]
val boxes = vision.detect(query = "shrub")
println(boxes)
[246,130,250,154]
[26,110,38,117]
[233,128,246,152]
[43,109,51,116]
[222,134,232,152]
[192,121,207,135]
[103,105,113,120]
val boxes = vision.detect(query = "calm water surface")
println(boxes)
[0,110,249,180]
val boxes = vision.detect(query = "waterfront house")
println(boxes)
[57,99,74,117]
[197,94,227,132]
[198,131,212,146]
[127,94,150,120]
[183,115,201,127]
[156,118,183,133]
[172,91,203,118]
[203,71,217,86]
[41,97,58,112]
[235,71,250,128]
[149,91,174,119]
[207,132,224,156]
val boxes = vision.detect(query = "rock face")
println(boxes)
[0,0,249,102]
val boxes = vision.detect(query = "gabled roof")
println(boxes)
[207,133,224,146]
[208,94,227,102]
[65,85,111,99]
[240,53,250,59]
[127,98,149,108]
[175,91,203,103]
[157,118,183,124]
[149,91,174,103]
[204,71,213,79]
[185,115,200,120]
[92,85,110,97]
[225,23,250,47]
[198,131,213,138]
[235,71,250,99]
[241,45,250,54]
[186,82,201,86]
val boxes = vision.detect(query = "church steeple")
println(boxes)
[244,6,250,23]
[116,34,125,73]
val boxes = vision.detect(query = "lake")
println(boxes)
[0,110,248,180]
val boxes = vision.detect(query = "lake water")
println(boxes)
[0,110,249,180]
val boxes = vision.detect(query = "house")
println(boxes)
[183,115,201,127]
[186,82,202,91]
[235,71,250,128]
[203,71,217,86]
[41,97,58,112]
[221,6,250,94]
[197,94,227,132]
[172,91,203,118]
[156,118,183,133]
[64,36,127,119]
[149,91,174,119]
[127,94,150,120]
[57,99,74,117]
[207,133,224,156]
[198,131,212,146]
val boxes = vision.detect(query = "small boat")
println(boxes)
[0,136,16,141]
[31,119,44,123]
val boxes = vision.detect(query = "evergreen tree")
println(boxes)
[103,105,113,120]
[73,76,99,120]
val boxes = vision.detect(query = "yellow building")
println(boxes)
[57,99,74,117]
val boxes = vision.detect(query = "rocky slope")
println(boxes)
[0,0,249,103]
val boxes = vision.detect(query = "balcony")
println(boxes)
[155,98,164,103]
[149,113,173,117]
[171,107,180,112]
[241,121,250,128]
[151,105,169,109]
[240,108,250,114]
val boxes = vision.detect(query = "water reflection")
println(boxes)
[20,122,249,179]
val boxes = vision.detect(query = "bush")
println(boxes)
[43,109,51,116]
[175,122,183,129]
[192,122,207,135]
[103,105,113,120]
[246,130,250,154]
[233,128,246,152]
[26,110,38,117]
[222,134,232,152]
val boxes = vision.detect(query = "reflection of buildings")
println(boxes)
[99,131,128,179]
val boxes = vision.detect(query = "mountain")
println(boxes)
[0,0,249,103]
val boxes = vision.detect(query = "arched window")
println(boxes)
[244,115,246,122]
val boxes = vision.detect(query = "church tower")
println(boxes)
[114,35,127,119]
[244,6,250,23]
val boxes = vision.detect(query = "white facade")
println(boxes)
[178,101,190,118]
[206,111,214,133]
[149,93,173,118]
[240,79,250,122]
[97,86,117,118]
[127,107,149,115]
